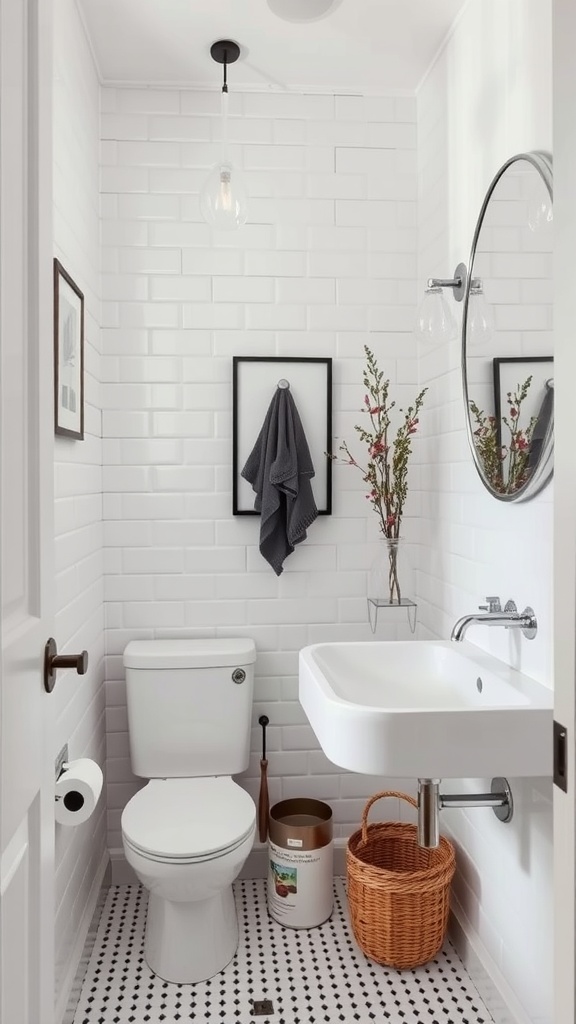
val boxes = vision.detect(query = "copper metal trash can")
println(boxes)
[267,798,333,929]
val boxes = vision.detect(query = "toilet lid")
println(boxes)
[121,778,256,860]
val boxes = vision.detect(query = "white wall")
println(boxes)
[99,86,426,861]
[53,1,106,1015]
[417,2,552,1021]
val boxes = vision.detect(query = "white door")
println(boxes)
[553,2,576,1022]
[0,1,55,1023]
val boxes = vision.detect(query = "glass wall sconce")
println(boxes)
[200,40,248,231]
[415,262,468,341]
[527,187,553,234]
[467,278,495,346]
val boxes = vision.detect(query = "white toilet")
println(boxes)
[121,638,257,984]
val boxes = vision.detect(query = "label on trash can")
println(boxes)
[268,838,333,929]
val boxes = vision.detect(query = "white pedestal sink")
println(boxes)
[299,641,553,779]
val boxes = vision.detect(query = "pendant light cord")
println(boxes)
[222,49,228,92]
[220,51,229,161]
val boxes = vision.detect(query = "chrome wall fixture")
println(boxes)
[416,262,468,341]
[199,40,248,230]
[428,262,468,302]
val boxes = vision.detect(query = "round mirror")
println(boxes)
[462,152,553,501]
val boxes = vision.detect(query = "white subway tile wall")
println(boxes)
[100,85,422,853]
[53,0,106,1012]
[416,2,553,1022]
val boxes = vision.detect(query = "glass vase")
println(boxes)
[367,536,416,633]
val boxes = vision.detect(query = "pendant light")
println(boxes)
[200,40,248,231]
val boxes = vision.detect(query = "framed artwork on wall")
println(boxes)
[232,356,333,515]
[54,258,84,440]
[493,355,553,486]
[493,356,553,440]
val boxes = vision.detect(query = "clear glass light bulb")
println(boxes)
[467,280,495,347]
[415,286,458,341]
[527,192,553,233]
[200,161,248,230]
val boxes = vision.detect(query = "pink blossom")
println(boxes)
[369,441,387,457]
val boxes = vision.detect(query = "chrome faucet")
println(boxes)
[451,597,537,641]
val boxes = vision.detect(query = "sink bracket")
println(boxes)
[417,777,513,847]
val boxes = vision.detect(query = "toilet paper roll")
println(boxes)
[55,758,103,826]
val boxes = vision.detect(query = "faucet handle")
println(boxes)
[478,596,501,612]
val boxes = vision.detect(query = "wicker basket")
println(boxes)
[346,791,456,969]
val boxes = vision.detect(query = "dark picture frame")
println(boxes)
[54,258,84,440]
[232,356,332,515]
[493,356,553,435]
[493,355,553,478]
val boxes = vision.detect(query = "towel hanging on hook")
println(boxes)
[241,386,318,574]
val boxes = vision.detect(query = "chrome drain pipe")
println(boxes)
[417,779,441,848]
[417,777,513,848]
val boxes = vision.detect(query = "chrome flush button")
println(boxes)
[232,668,246,684]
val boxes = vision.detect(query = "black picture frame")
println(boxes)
[54,258,84,440]
[232,356,332,516]
[493,356,553,442]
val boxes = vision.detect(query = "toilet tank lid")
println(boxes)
[123,638,256,669]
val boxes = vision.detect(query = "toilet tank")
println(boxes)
[123,639,256,778]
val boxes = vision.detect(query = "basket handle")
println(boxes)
[360,790,418,845]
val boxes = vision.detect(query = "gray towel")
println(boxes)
[241,387,318,575]
[527,379,553,470]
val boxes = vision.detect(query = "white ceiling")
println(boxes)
[77,0,467,93]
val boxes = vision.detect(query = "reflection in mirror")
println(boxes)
[463,153,553,502]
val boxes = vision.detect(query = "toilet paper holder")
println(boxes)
[54,753,103,825]
[55,743,69,780]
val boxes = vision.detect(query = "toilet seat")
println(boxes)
[121,777,256,864]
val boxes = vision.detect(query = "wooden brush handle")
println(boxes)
[258,759,269,842]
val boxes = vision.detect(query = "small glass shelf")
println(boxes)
[367,598,417,634]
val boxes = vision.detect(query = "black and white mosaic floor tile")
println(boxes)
[72,879,493,1024]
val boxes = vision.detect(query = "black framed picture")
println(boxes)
[493,356,553,431]
[232,356,332,515]
[54,258,84,440]
[493,356,553,477]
